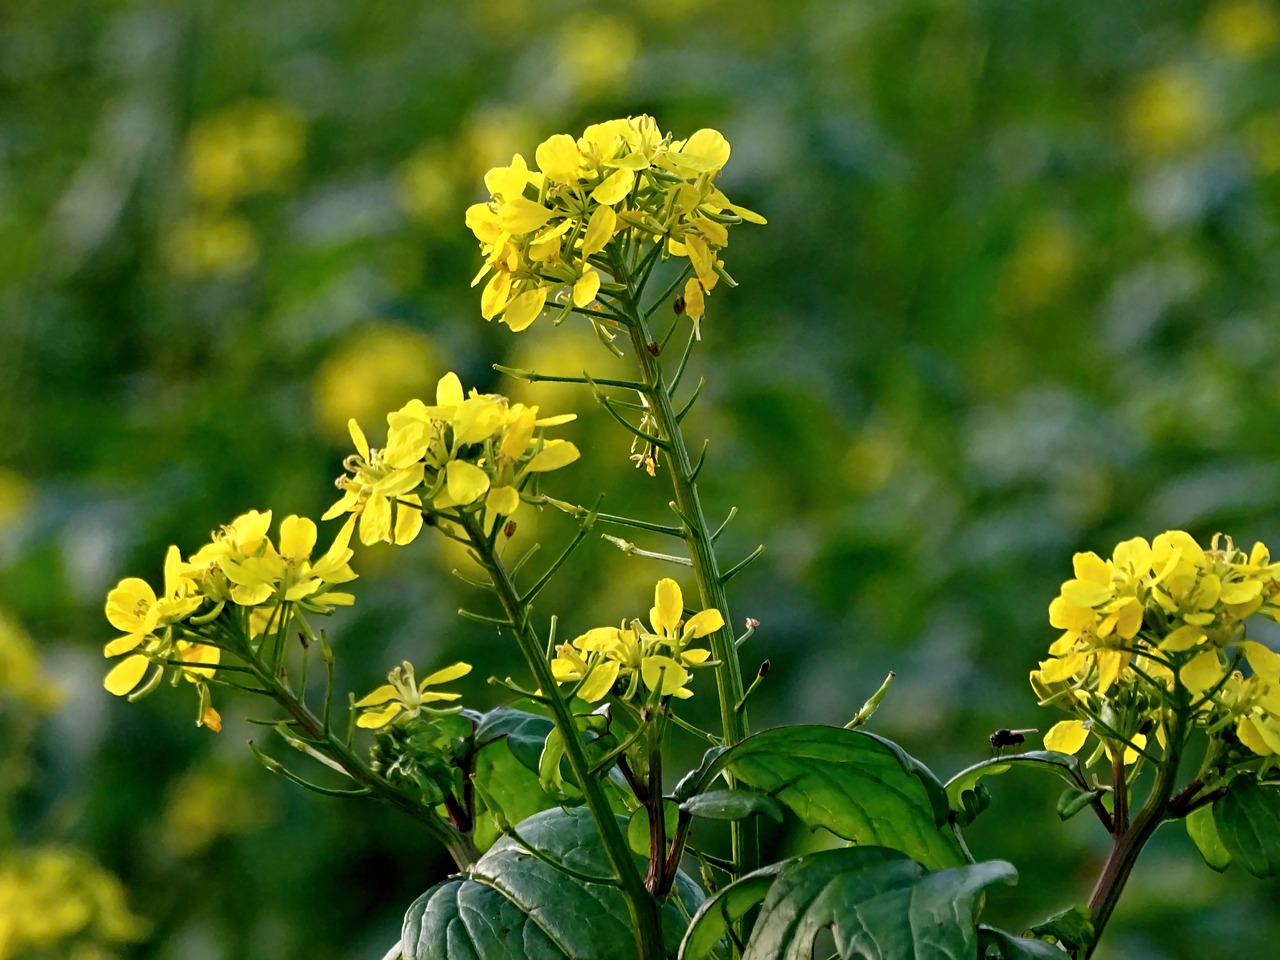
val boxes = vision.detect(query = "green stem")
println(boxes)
[242,642,479,869]
[608,246,758,882]
[1085,708,1188,956]
[458,512,665,960]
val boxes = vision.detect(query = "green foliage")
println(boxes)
[1212,777,1280,878]
[681,846,1017,960]
[680,725,964,869]
[402,807,703,960]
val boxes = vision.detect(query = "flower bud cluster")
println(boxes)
[466,115,764,333]
[550,578,722,703]
[323,371,580,545]
[1034,531,1280,763]
[102,510,357,727]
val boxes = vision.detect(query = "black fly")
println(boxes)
[989,727,1038,757]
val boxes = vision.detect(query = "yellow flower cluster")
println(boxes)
[550,579,721,702]
[102,511,357,726]
[323,371,580,545]
[466,115,764,332]
[1034,531,1280,761]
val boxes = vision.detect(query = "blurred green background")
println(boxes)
[4,0,1280,956]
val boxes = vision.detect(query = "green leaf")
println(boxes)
[1027,905,1094,955]
[403,807,704,960]
[945,752,1086,827]
[679,725,964,869]
[679,846,1017,960]
[1055,786,1100,822]
[1185,803,1231,872]
[475,706,554,772]
[471,738,559,851]
[1213,776,1280,878]
[680,789,784,823]
[978,926,1069,959]
[628,800,680,858]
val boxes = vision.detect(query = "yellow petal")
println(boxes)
[360,494,392,545]
[502,286,548,332]
[104,633,145,657]
[535,133,582,183]
[1122,732,1147,766]
[652,578,683,634]
[1237,716,1276,756]
[580,205,617,257]
[421,662,472,687]
[348,419,371,461]
[1037,650,1084,683]
[1221,578,1263,604]
[497,196,554,235]
[356,703,402,729]
[526,440,579,472]
[680,128,731,170]
[105,578,158,633]
[683,277,704,325]
[590,168,634,206]
[445,460,490,505]
[1044,719,1089,755]
[1160,624,1206,652]
[199,704,222,732]
[393,495,424,546]
[1060,578,1112,607]
[578,661,620,702]
[353,683,398,708]
[486,485,520,518]
[104,655,150,696]
[278,515,317,562]
[683,609,724,639]
[641,655,690,697]
[1179,650,1224,693]
[573,268,601,308]
[436,372,464,407]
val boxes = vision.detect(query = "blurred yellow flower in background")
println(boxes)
[311,324,441,444]
[184,100,305,208]
[0,848,145,959]
[556,15,638,95]
[1202,0,1280,60]
[0,610,59,714]
[1125,64,1212,157]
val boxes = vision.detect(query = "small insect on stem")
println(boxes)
[989,727,1038,758]
[646,341,661,356]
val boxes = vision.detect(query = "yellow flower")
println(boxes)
[355,661,471,729]
[467,116,763,334]
[550,579,720,703]
[324,372,580,537]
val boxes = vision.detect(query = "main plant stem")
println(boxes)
[611,253,759,882]
[1085,709,1188,956]
[461,514,665,960]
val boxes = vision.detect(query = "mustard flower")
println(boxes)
[550,578,721,703]
[355,661,472,729]
[324,372,580,541]
[467,115,764,333]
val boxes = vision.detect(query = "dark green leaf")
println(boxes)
[679,847,1017,960]
[1185,803,1231,873]
[1213,776,1280,878]
[1055,786,1100,822]
[1027,905,1094,955]
[978,926,1069,959]
[680,725,964,869]
[680,789,784,823]
[403,807,703,960]
[475,706,554,771]
[945,752,1086,826]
